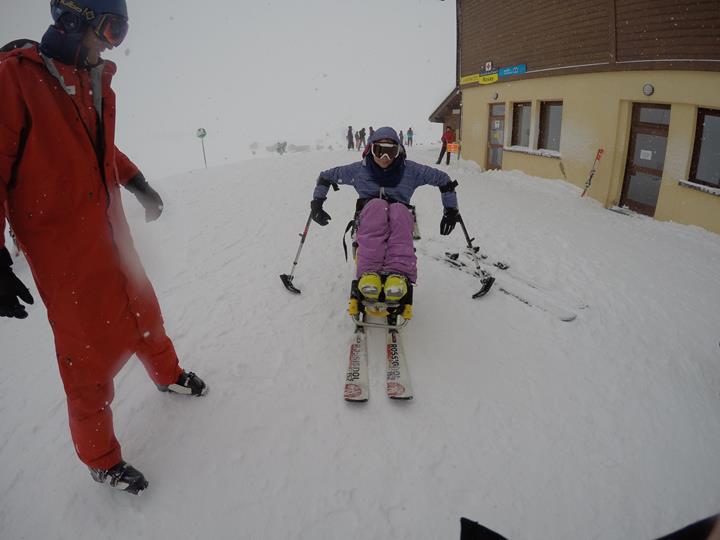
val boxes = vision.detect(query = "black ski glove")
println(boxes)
[310,198,331,226]
[0,247,34,319]
[124,172,164,222]
[440,207,460,235]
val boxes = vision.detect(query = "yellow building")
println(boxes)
[433,1,720,234]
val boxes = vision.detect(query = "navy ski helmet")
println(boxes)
[51,0,128,42]
[42,0,129,67]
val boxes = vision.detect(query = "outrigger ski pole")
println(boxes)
[280,211,313,294]
[457,216,495,299]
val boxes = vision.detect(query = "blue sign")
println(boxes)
[499,64,527,77]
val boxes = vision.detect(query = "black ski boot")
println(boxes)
[157,370,208,396]
[89,461,148,495]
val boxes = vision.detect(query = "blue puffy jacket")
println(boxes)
[313,127,458,208]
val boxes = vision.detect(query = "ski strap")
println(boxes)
[342,219,355,262]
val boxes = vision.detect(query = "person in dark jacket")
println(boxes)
[347,126,354,150]
[309,127,461,300]
[436,126,456,165]
[0,0,207,496]
[406,127,414,147]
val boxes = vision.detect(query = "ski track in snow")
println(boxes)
[1,149,719,539]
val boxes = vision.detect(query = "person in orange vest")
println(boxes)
[0,0,207,495]
[436,126,456,165]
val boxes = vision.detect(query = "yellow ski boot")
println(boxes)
[358,272,382,301]
[383,274,408,302]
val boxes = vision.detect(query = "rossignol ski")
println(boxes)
[386,329,413,399]
[344,327,369,402]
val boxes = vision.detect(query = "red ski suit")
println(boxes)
[0,45,182,470]
[441,130,456,144]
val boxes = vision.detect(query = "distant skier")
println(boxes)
[369,126,375,140]
[406,127,414,147]
[309,127,460,300]
[359,127,366,147]
[399,130,404,146]
[0,0,207,496]
[347,126,354,150]
[436,125,456,165]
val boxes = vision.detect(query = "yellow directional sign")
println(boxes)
[460,73,480,85]
[460,72,499,85]
[479,73,499,85]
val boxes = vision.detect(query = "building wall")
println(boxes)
[459,0,720,80]
[460,0,609,75]
[459,70,720,234]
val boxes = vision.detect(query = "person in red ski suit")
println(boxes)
[436,126,456,165]
[0,0,207,495]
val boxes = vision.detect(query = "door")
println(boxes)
[487,103,505,169]
[620,104,671,216]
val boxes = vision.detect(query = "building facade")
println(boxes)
[440,0,720,234]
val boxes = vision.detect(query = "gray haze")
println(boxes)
[1,1,456,178]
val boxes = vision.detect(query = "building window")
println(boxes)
[538,101,563,152]
[511,102,531,147]
[690,108,720,188]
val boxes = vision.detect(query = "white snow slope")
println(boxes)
[1,148,719,540]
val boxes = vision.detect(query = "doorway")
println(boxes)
[620,103,671,216]
[487,103,505,170]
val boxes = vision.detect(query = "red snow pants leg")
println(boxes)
[135,333,184,387]
[65,378,123,470]
[57,323,183,470]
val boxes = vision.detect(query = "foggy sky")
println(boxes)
[1,1,456,179]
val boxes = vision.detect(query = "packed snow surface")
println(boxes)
[1,148,719,539]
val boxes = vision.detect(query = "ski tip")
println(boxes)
[344,384,369,402]
[280,274,301,294]
[387,382,413,400]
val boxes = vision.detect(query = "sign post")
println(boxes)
[196,128,208,169]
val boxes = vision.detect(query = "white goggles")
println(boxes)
[371,142,400,160]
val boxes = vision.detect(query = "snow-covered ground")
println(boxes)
[1,148,719,540]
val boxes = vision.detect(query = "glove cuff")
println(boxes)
[0,246,12,268]
[124,172,150,195]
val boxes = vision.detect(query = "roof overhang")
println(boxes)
[428,87,461,123]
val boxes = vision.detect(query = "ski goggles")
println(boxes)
[371,142,401,160]
[92,13,129,47]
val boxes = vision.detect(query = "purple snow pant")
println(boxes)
[356,198,417,283]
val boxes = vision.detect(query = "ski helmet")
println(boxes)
[50,0,128,30]
[41,0,129,67]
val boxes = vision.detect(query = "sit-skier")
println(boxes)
[310,127,460,303]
